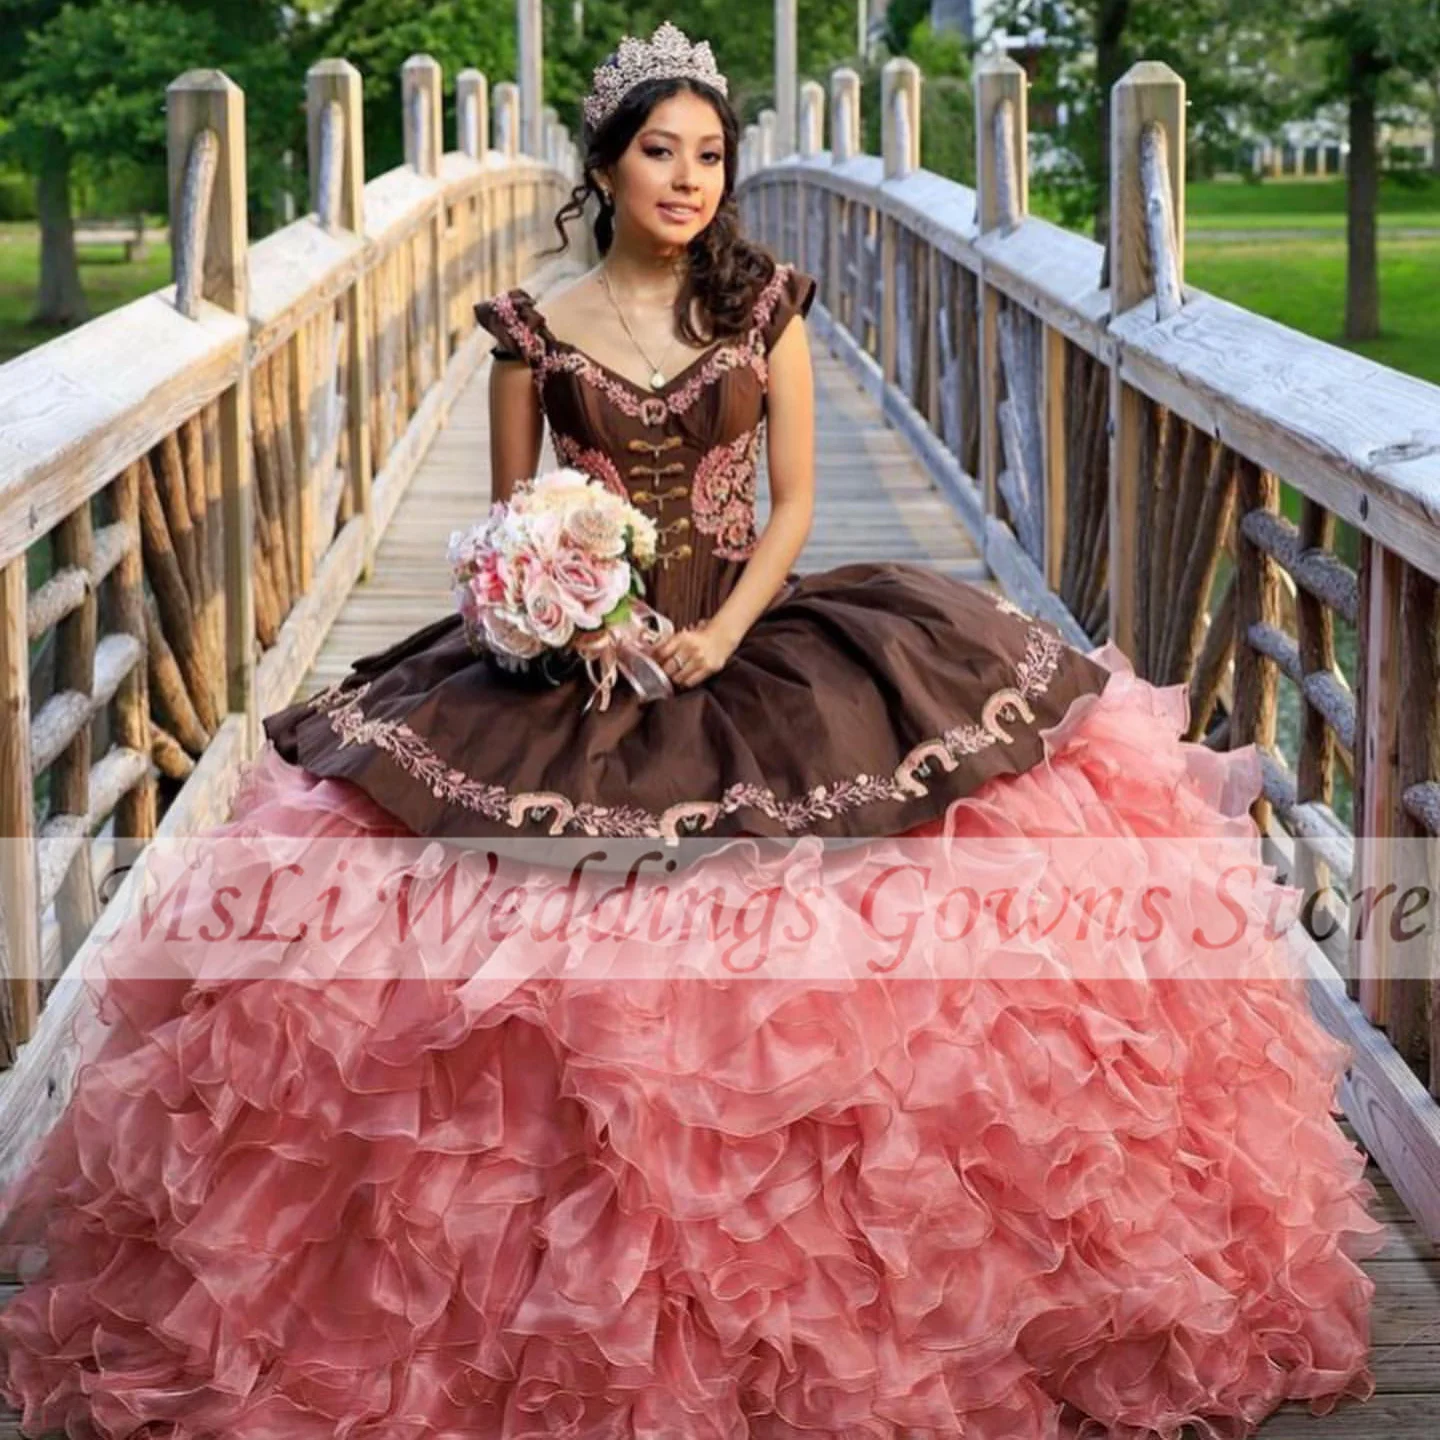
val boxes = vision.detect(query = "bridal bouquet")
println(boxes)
[448,468,675,712]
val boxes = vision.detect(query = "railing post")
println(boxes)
[457,68,489,159]
[494,82,520,160]
[830,68,860,163]
[759,109,777,168]
[518,0,543,158]
[877,60,920,389]
[798,81,824,158]
[543,109,561,168]
[881,58,921,181]
[1110,61,1185,317]
[167,70,256,753]
[1108,60,1185,662]
[975,54,1027,231]
[402,55,449,425]
[306,60,373,581]
[973,56,1027,521]
[774,0,797,158]
[403,55,443,178]
[0,555,39,1052]
[493,82,521,289]
[741,125,759,182]
[826,69,860,324]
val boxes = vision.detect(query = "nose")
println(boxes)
[671,159,697,191]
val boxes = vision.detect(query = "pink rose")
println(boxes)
[521,571,575,648]
[551,548,630,628]
[525,508,566,560]
[471,549,508,605]
[481,604,544,659]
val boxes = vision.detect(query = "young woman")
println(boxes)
[0,24,1387,1440]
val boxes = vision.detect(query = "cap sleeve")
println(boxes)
[756,264,816,354]
[473,289,546,366]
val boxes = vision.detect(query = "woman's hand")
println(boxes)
[651,617,740,690]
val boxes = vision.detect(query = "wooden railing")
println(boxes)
[0,55,578,1171]
[740,55,1440,1242]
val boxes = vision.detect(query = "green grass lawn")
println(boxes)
[0,220,172,364]
[1187,174,1440,230]
[1186,234,1440,386]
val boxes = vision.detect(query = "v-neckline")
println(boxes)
[522,291,732,399]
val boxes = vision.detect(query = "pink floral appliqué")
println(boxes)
[500,263,796,426]
[552,431,628,498]
[692,427,763,560]
[486,291,546,364]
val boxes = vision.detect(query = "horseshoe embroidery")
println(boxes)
[981,689,1035,743]
[894,739,961,797]
[303,623,1066,842]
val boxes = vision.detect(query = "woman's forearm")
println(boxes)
[707,496,813,645]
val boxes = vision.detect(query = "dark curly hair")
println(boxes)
[545,75,776,344]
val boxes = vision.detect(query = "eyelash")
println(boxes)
[642,144,722,164]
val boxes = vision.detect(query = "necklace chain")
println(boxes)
[599,267,681,390]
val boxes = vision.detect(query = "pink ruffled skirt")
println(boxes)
[0,647,1387,1439]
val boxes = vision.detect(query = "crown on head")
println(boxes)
[582,22,728,132]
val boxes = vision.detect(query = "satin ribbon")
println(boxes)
[576,601,676,713]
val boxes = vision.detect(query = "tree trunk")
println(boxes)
[1430,77,1440,177]
[1344,43,1383,344]
[31,128,88,329]
[1093,0,1131,270]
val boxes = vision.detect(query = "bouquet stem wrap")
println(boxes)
[575,600,675,713]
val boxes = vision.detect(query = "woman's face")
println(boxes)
[603,89,727,252]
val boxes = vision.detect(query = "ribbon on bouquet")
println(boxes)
[574,600,676,713]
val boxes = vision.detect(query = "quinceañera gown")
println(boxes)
[0,261,1388,1440]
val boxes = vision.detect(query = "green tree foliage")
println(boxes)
[988,0,1325,230]
[1293,0,1440,337]
[316,0,863,156]
[858,20,974,184]
[0,0,301,322]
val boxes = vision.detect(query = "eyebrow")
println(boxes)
[642,127,724,144]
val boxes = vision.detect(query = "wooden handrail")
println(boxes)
[0,55,581,1165]
[738,53,1440,1240]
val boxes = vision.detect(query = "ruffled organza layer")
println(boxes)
[0,646,1387,1439]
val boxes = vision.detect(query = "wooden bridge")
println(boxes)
[0,24,1438,1440]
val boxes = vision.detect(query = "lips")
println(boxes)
[657,203,700,222]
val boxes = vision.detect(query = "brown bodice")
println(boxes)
[474,263,816,631]
[262,260,1114,846]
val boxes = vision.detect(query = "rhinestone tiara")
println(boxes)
[582,22,729,132]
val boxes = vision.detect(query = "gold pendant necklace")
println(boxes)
[599,268,679,389]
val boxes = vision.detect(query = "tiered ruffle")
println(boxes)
[0,646,1387,1439]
